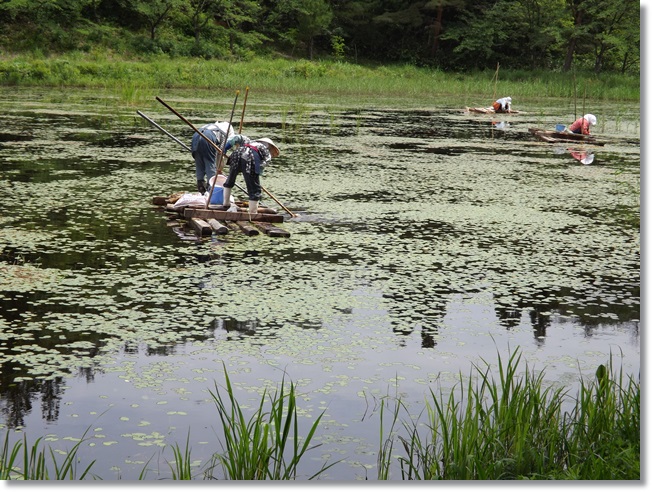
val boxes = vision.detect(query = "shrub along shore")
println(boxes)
[0,52,641,103]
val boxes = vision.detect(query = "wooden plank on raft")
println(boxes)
[210,204,279,215]
[234,202,279,215]
[528,127,583,139]
[535,134,557,143]
[466,107,521,115]
[528,128,606,146]
[466,107,493,114]
[208,219,229,235]
[236,221,260,236]
[184,208,284,223]
[252,221,291,238]
[190,217,212,236]
[152,196,168,206]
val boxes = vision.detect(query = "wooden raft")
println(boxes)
[528,128,606,146]
[153,196,291,239]
[466,107,521,114]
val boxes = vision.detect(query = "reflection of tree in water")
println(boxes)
[494,305,522,329]
[0,309,215,428]
[212,318,257,339]
[420,324,439,348]
[209,317,322,341]
[383,285,446,348]
[122,341,183,357]
[493,283,638,346]
[493,296,551,346]
[530,308,551,344]
[0,376,64,429]
[389,319,440,349]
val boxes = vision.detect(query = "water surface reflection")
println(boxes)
[0,88,640,479]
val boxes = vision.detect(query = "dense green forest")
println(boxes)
[0,0,640,74]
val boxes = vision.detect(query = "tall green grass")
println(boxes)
[1,429,96,480]
[0,52,640,102]
[380,349,640,480]
[203,364,339,480]
[1,352,640,480]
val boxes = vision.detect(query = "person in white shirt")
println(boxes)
[492,96,512,113]
[191,121,234,193]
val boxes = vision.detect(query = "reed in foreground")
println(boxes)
[1,429,96,480]
[1,352,639,480]
[378,349,640,480]
[203,363,339,480]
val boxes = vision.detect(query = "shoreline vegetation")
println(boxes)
[1,350,640,480]
[0,52,640,103]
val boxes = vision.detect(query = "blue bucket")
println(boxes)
[555,124,566,132]
[209,186,224,205]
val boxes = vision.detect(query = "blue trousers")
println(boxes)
[191,129,220,183]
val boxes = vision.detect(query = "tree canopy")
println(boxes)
[0,0,639,74]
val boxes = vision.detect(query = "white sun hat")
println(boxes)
[256,138,280,158]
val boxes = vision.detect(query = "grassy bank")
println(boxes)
[0,52,640,103]
[1,350,640,480]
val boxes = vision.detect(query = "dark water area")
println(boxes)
[0,88,640,480]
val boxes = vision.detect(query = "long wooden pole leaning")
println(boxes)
[493,62,499,102]
[156,96,226,157]
[215,91,240,177]
[582,82,587,122]
[238,86,249,133]
[259,186,296,217]
[156,96,297,218]
[138,110,192,152]
[573,72,577,121]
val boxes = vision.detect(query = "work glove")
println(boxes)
[226,135,244,150]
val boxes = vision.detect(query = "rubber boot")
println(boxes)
[222,187,231,206]
[197,180,207,194]
[249,200,258,214]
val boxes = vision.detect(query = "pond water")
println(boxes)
[0,87,640,480]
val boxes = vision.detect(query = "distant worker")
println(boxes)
[191,121,234,194]
[222,135,280,214]
[568,114,597,135]
[492,96,512,113]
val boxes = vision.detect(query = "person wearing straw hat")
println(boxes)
[568,114,597,135]
[191,121,234,194]
[221,135,280,214]
[492,96,512,113]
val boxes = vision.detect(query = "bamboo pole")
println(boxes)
[156,96,226,157]
[213,90,239,184]
[492,62,499,102]
[573,72,577,121]
[238,86,249,134]
[137,110,191,152]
